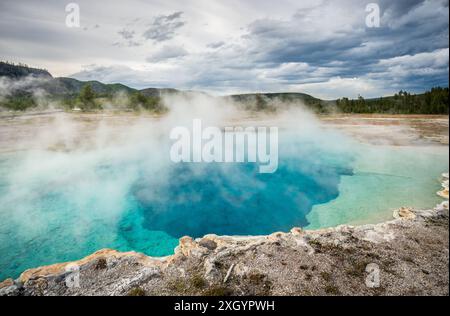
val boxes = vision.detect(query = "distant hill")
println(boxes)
[0,61,448,114]
[140,88,208,98]
[0,62,164,98]
[140,88,179,97]
[229,92,333,112]
[47,78,137,97]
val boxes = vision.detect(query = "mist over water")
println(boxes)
[0,94,448,280]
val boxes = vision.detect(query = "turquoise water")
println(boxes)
[307,145,449,228]
[0,129,448,280]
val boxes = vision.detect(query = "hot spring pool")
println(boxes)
[0,127,448,280]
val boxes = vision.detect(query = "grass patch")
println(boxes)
[190,274,207,289]
[346,260,370,278]
[127,287,146,296]
[168,279,187,294]
[202,285,233,296]
[320,271,332,282]
[324,285,340,295]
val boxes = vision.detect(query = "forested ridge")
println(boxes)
[1,62,448,114]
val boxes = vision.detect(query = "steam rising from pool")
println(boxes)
[0,94,447,280]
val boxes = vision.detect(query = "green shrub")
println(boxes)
[127,287,146,296]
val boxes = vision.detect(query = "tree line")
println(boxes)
[65,84,166,112]
[1,83,167,113]
[1,81,448,115]
[0,61,51,78]
[336,87,449,114]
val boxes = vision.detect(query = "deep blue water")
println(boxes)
[136,161,352,238]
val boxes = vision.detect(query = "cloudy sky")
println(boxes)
[0,0,448,99]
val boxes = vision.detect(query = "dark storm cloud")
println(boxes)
[227,0,449,93]
[68,0,448,97]
[246,0,447,67]
[143,11,185,42]
[379,0,430,16]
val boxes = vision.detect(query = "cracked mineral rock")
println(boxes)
[1,174,449,296]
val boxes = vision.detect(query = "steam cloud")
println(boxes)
[3,77,444,280]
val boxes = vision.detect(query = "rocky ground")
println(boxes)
[1,174,448,296]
